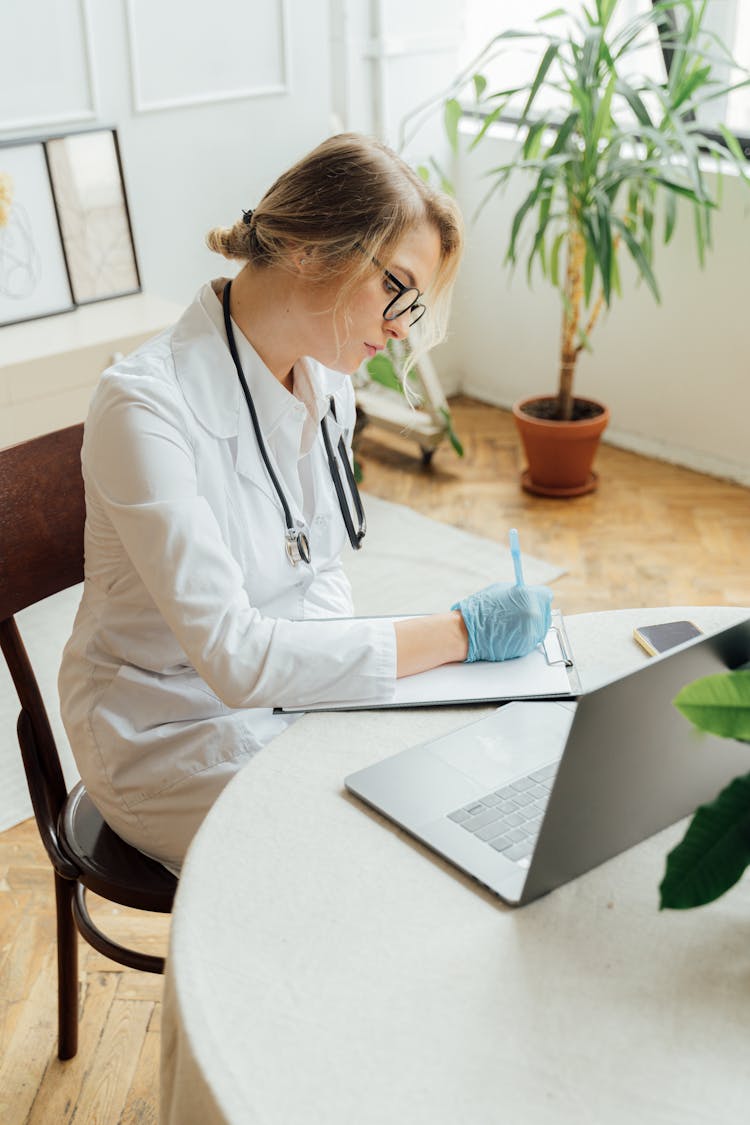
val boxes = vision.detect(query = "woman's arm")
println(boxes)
[394,612,469,678]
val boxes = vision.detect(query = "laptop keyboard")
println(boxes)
[447,762,558,864]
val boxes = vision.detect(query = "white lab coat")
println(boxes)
[59,281,396,870]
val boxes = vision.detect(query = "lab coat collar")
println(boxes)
[170,282,243,439]
[171,282,351,498]
[294,356,342,427]
[172,281,349,435]
[293,356,350,456]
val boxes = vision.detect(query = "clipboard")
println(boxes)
[277,610,580,713]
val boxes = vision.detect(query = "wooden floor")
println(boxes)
[1,396,749,1124]
[359,396,750,614]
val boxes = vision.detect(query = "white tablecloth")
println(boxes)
[161,605,750,1125]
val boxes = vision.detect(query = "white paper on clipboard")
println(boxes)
[278,610,579,713]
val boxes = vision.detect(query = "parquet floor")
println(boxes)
[359,396,750,613]
[1,396,748,1124]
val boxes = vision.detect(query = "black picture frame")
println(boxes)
[0,137,75,328]
[0,125,142,328]
[45,127,142,305]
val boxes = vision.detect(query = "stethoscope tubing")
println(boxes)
[222,278,365,564]
[223,280,296,534]
[320,408,366,550]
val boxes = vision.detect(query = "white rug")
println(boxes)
[0,584,83,833]
[345,495,564,615]
[0,495,564,833]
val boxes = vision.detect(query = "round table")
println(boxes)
[161,607,750,1125]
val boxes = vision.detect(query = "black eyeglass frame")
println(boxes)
[354,245,428,327]
[379,265,427,327]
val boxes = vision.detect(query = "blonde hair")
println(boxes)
[205,133,463,361]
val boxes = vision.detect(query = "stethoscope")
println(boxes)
[222,279,366,566]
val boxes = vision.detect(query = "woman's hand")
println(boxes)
[392,583,552,679]
[452,582,552,662]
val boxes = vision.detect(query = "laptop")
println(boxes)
[345,617,750,906]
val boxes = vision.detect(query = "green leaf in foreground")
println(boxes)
[472,74,487,102]
[673,669,750,742]
[659,772,750,909]
[366,352,402,392]
[719,123,747,166]
[444,98,463,151]
[439,407,464,457]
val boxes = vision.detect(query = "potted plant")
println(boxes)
[415,0,750,495]
[660,666,750,909]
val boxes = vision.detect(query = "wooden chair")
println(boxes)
[0,424,177,1061]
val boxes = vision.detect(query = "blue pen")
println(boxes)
[509,528,525,587]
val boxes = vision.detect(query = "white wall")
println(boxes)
[2,0,750,485]
[330,0,463,167]
[433,120,750,485]
[1,0,466,305]
[0,0,333,307]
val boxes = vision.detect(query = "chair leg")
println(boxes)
[54,873,79,1060]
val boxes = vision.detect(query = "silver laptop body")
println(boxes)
[345,618,750,906]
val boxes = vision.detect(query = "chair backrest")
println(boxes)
[0,424,85,619]
[0,424,85,876]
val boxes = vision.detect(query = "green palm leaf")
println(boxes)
[520,43,560,125]
[610,217,660,302]
[426,0,750,419]
[659,773,750,909]
[673,670,750,741]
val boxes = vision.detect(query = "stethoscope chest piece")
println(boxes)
[286,528,311,566]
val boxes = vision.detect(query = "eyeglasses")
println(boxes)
[380,266,427,327]
[355,245,428,327]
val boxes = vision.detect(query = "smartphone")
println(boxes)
[633,620,703,656]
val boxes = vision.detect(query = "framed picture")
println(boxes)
[0,141,74,327]
[46,128,141,304]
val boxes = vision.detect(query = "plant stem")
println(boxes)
[578,290,605,353]
[576,234,619,355]
[559,227,584,421]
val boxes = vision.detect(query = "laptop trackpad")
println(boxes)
[430,701,576,790]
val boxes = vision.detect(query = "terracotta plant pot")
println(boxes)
[512,395,610,497]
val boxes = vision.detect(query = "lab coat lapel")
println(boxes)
[172,284,281,507]
[172,285,239,439]
[230,324,304,513]
[234,410,288,513]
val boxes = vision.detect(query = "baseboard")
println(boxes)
[601,426,750,488]
[458,382,750,488]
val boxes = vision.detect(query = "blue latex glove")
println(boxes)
[451,582,553,662]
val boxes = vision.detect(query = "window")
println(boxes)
[460,0,749,144]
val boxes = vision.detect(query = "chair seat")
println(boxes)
[61,782,177,911]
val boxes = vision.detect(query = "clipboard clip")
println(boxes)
[542,625,574,668]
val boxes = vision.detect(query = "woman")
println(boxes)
[59,133,551,873]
